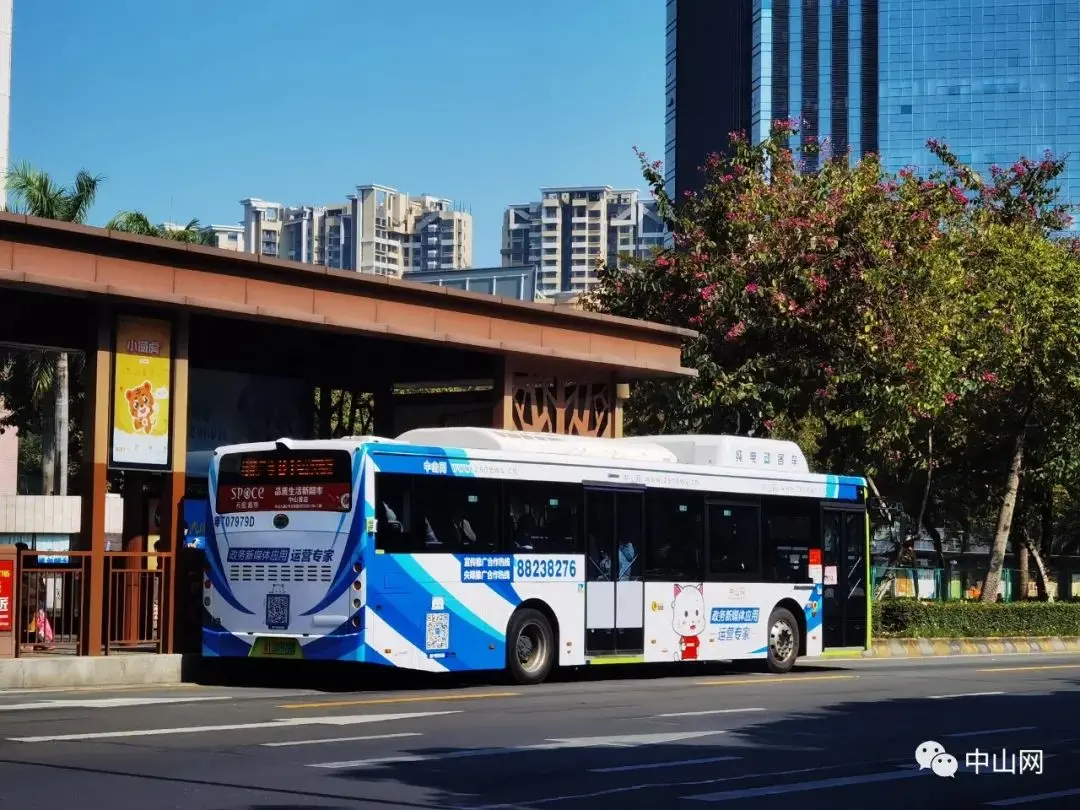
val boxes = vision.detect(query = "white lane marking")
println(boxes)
[8,710,461,743]
[465,760,909,809]
[535,732,724,749]
[0,696,233,711]
[654,708,765,718]
[310,730,724,769]
[928,691,1005,700]
[591,756,742,773]
[947,726,1037,738]
[986,787,1080,806]
[683,769,926,802]
[262,731,422,748]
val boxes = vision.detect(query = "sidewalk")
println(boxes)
[823,636,1080,659]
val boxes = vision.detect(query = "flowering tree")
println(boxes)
[586,122,976,500]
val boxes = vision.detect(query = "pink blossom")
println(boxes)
[949,186,968,206]
[981,371,998,383]
[904,360,917,372]
[745,282,759,294]
[702,283,719,300]
[724,321,746,341]
[656,256,672,268]
[763,419,774,430]
[811,275,828,292]
[943,392,959,407]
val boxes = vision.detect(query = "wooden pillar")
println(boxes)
[491,358,513,430]
[158,311,189,653]
[79,305,112,656]
[613,379,629,438]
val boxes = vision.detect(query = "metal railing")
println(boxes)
[871,566,1048,602]
[16,549,173,656]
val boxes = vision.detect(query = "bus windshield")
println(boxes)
[215,448,353,513]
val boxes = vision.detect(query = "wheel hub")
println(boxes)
[770,620,795,660]
[516,622,546,673]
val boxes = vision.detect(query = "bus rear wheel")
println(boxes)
[766,606,799,674]
[507,608,555,685]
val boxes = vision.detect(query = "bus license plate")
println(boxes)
[249,637,303,659]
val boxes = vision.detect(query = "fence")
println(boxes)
[872,566,1049,602]
[16,549,173,656]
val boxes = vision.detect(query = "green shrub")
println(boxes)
[873,599,1080,638]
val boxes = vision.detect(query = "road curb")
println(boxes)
[821,637,1080,659]
[0,654,189,690]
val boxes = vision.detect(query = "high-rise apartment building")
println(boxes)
[501,186,666,298]
[352,185,472,276]
[233,186,472,277]
[667,0,1080,226]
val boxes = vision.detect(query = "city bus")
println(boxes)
[201,427,869,684]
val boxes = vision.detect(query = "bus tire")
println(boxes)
[506,608,555,685]
[766,606,799,674]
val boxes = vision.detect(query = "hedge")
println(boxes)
[873,599,1080,638]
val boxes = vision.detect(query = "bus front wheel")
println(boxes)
[507,608,555,685]
[766,606,800,674]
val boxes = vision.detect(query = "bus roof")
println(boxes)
[206,428,866,487]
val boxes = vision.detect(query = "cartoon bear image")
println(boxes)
[671,582,705,661]
[125,381,156,434]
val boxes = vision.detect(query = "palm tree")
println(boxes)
[108,211,216,245]
[3,163,104,495]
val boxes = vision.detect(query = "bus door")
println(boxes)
[584,486,645,655]
[820,505,868,648]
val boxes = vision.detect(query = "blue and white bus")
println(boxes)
[201,428,869,684]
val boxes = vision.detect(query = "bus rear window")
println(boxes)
[216,449,353,513]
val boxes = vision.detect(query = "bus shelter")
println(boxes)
[0,212,695,656]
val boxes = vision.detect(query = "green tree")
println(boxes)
[2,162,103,494]
[585,122,972,507]
[107,211,214,245]
[926,143,1080,602]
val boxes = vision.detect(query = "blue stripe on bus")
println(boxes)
[383,554,506,639]
[302,616,364,661]
[301,450,367,616]
[368,559,506,671]
[825,476,862,501]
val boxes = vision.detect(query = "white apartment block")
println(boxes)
[501,186,666,298]
[232,186,472,278]
[199,224,245,252]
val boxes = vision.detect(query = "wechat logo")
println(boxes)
[915,741,959,778]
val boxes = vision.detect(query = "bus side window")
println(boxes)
[413,476,500,554]
[645,489,704,581]
[762,498,816,582]
[503,482,583,554]
[706,502,761,579]
[373,472,415,553]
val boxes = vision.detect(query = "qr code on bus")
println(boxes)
[425,612,450,651]
[265,593,291,631]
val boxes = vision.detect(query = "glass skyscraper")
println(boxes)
[667,0,1080,227]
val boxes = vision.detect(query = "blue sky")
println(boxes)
[10,0,664,267]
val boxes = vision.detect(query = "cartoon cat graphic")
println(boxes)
[125,381,156,434]
[671,582,705,661]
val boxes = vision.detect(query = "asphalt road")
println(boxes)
[1,655,1080,809]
